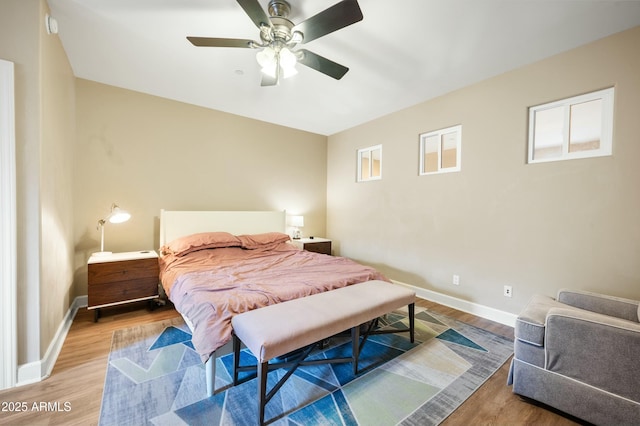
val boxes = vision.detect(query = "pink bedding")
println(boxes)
[160,242,389,362]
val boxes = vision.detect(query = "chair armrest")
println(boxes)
[557,288,639,322]
[545,307,640,402]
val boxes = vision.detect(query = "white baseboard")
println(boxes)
[16,295,88,387]
[392,280,517,328]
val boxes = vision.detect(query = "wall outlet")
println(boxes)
[504,285,513,298]
[452,274,460,285]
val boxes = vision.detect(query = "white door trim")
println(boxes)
[0,59,17,390]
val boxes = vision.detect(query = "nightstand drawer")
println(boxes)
[88,258,158,285]
[88,276,159,307]
[304,241,331,255]
[291,238,332,255]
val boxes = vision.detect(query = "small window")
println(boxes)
[528,88,614,164]
[357,145,381,182]
[419,125,461,175]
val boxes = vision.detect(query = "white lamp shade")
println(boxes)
[109,206,130,223]
[281,65,298,79]
[279,48,296,68]
[288,215,304,227]
[257,47,277,77]
[256,47,276,67]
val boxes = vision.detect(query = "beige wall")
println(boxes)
[73,80,327,296]
[40,3,76,356]
[327,26,640,314]
[0,0,76,366]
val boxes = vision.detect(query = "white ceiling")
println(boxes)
[47,0,640,136]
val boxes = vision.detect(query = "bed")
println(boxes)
[158,209,389,394]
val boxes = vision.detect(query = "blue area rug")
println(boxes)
[99,307,513,425]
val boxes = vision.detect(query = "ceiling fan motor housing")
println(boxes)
[268,0,291,18]
[263,17,295,44]
[261,1,296,44]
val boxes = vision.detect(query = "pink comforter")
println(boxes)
[160,242,388,361]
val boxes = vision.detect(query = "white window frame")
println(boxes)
[527,87,614,164]
[419,125,462,176]
[357,145,382,182]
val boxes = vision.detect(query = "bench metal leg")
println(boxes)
[247,343,323,425]
[349,304,415,376]
[232,334,241,385]
[409,303,415,343]
[258,361,268,426]
[205,352,216,397]
[351,325,360,375]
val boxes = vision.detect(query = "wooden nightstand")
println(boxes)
[87,250,159,321]
[291,237,332,255]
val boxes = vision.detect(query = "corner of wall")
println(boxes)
[15,295,86,387]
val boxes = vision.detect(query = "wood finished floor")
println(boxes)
[0,299,581,426]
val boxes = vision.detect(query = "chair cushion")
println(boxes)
[557,289,640,323]
[514,294,566,346]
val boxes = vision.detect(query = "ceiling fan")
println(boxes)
[187,0,363,86]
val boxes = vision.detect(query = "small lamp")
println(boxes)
[95,203,131,256]
[288,215,304,240]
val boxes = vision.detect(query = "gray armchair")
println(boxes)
[508,289,640,425]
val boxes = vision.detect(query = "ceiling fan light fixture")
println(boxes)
[281,65,298,79]
[257,47,278,77]
[279,47,297,69]
[256,45,298,80]
[279,47,298,78]
[256,46,276,68]
[261,63,278,78]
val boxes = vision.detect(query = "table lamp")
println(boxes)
[288,215,304,240]
[94,203,131,256]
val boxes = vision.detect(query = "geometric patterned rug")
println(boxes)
[99,307,513,425]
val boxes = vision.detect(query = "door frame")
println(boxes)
[0,58,17,390]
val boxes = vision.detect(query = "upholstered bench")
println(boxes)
[231,280,416,425]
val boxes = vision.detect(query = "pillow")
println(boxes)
[237,232,291,250]
[162,232,241,256]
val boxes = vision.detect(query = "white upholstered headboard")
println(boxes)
[159,209,287,246]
